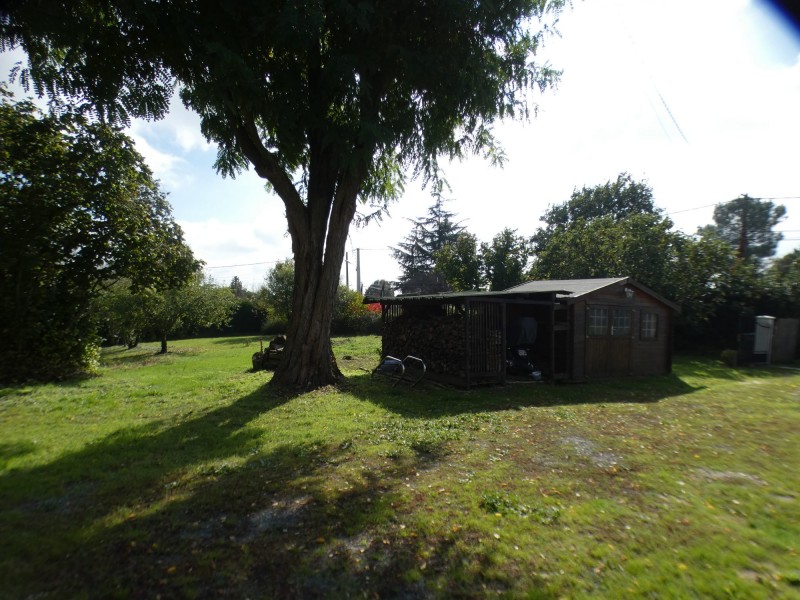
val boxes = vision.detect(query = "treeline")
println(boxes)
[0,90,378,383]
[217,260,381,338]
[391,190,531,294]
[95,264,381,352]
[390,173,798,349]
[3,77,795,383]
[1,90,203,382]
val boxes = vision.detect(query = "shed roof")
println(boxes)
[370,288,563,303]
[506,277,680,311]
[368,277,679,311]
[504,277,628,297]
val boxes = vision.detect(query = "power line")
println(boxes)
[205,259,283,269]
[614,3,688,145]
[667,203,719,215]
[656,89,689,144]
[666,196,800,216]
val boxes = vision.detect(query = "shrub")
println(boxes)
[332,287,381,334]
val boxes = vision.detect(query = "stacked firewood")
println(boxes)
[383,313,467,377]
[251,336,286,371]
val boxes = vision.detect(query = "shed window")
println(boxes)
[611,309,632,336]
[641,312,658,339]
[587,308,608,336]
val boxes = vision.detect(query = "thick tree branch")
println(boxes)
[235,119,307,230]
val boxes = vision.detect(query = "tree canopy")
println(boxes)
[0,90,198,381]
[531,175,665,280]
[97,274,237,354]
[1,0,565,388]
[229,276,247,299]
[433,232,483,292]
[255,259,296,328]
[532,173,660,253]
[763,249,800,317]
[698,194,786,266]
[480,228,531,291]
[529,174,740,331]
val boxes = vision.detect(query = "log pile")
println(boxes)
[383,313,467,378]
[251,336,286,371]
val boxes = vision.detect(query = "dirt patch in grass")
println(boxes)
[693,467,767,486]
[245,495,314,539]
[561,435,625,469]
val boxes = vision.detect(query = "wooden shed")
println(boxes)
[372,277,679,387]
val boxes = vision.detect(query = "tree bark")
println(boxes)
[271,161,364,388]
[236,118,371,389]
[159,334,168,354]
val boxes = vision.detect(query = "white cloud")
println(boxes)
[127,130,192,189]
[165,99,213,153]
[179,197,294,290]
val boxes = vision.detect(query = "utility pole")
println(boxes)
[737,197,748,260]
[345,252,350,288]
[356,248,362,294]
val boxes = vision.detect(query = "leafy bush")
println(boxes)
[0,91,197,381]
[332,287,381,334]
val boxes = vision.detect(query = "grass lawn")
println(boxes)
[1,335,799,599]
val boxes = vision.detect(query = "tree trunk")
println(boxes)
[235,118,373,390]
[269,183,356,389]
[271,277,342,388]
[160,334,168,354]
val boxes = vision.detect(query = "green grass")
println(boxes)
[1,336,799,598]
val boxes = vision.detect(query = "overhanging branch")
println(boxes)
[235,120,307,231]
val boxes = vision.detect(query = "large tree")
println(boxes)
[531,213,675,284]
[698,194,786,266]
[393,194,465,294]
[532,172,660,253]
[0,90,198,381]
[530,173,671,290]
[0,0,564,388]
[433,231,483,291]
[480,228,531,291]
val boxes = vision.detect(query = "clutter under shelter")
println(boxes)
[368,277,679,388]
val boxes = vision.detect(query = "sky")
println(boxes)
[3,0,800,291]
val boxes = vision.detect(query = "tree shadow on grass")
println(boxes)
[0,382,553,599]
[347,370,702,420]
[100,345,203,368]
[0,440,37,470]
[210,336,265,346]
[0,383,279,592]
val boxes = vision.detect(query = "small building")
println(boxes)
[370,277,679,387]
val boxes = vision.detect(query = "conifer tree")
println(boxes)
[393,193,464,294]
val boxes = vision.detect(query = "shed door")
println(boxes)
[585,307,632,377]
[466,300,505,384]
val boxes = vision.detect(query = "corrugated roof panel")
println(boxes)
[366,277,678,311]
[505,277,628,298]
